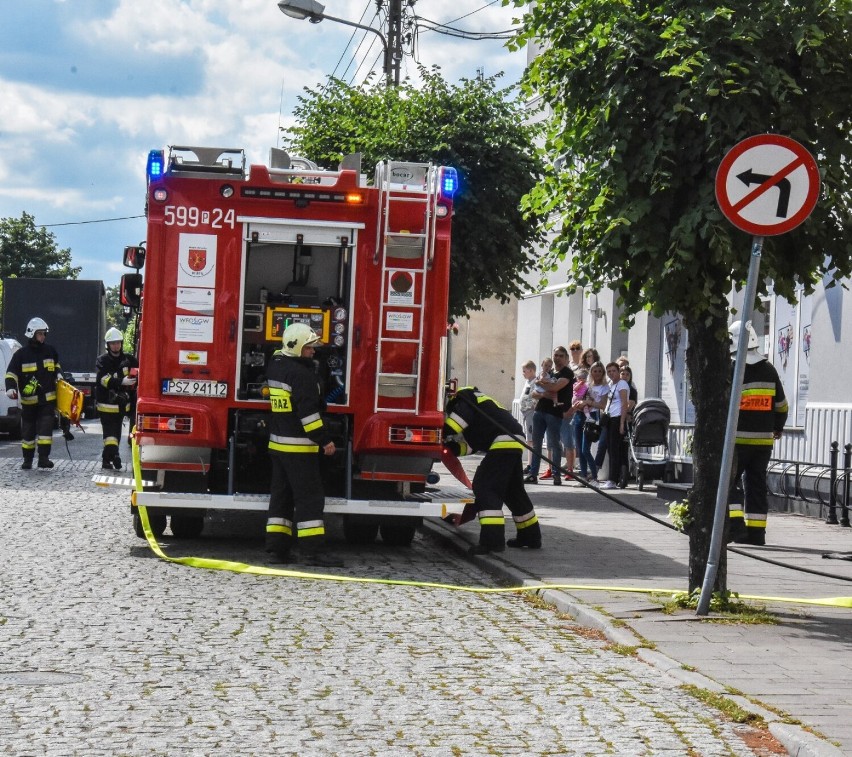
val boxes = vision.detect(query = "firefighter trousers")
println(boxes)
[266,451,326,556]
[21,404,55,462]
[100,410,125,463]
[472,450,541,550]
[728,445,772,545]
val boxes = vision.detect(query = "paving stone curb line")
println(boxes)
[423,518,845,757]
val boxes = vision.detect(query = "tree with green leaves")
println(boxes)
[284,68,545,317]
[0,212,80,331]
[105,284,138,354]
[512,0,852,591]
[0,212,80,280]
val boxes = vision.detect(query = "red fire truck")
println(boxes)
[117,146,468,544]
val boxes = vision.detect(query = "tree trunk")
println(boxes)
[684,311,731,593]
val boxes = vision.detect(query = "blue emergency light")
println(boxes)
[441,167,459,198]
[146,150,165,180]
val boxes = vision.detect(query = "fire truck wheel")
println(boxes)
[133,509,167,539]
[343,517,379,545]
[379,523,417,547]
[170,515,205,539]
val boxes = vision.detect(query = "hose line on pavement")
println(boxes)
[129,441,852,608]
[455,391,852,584]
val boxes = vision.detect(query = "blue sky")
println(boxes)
[0,0,527,290]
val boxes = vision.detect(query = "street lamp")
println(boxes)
[277,0,392,87]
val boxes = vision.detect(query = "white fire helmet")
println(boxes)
[728,320,759,354]
[105,327,124,346]
[25,317,49,338]
[281,322,320,357]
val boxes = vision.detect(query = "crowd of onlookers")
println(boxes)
[517,341,637,489]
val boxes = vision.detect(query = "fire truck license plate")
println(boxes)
[162,379,227,397]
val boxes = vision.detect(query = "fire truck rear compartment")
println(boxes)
[238,229,352,405]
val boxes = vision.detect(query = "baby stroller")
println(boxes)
[626,398,673,490]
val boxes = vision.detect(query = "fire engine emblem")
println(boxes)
[188,247,207,272]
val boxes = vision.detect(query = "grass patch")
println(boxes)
[682,685,762,725]
[604,643,639,657]
[660,590,777,624]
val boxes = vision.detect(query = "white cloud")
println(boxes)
[0,0,526,288]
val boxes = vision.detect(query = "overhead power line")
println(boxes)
[41,215,145,228]
[415,17,515,40]
[331,0,374,82]
[414,0,516,40]
[440,0,504,26]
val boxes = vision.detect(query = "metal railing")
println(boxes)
[767,442,851,526]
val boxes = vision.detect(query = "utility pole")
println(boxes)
[381,0,404,86]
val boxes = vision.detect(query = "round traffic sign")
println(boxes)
[715,134,819,236]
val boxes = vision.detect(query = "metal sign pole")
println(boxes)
[696,235,763,616]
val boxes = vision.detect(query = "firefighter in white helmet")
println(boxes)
[727,320,788,546]
[95,327,139,470]
[4,317,63,470]
[264,322,340,567]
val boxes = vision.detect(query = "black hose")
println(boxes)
[452,390,852,584]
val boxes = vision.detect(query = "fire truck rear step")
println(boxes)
[133,486,471,518]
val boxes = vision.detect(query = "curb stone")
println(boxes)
[769,724,845,757]
[423,518,841,757]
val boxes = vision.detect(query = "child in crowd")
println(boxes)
[571,368,589,411]
[570,369,590,479]
[529,357,554,479]
[533,357,554,398]
[518,360,538,473]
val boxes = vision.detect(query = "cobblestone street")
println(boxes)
[1,427,773,755]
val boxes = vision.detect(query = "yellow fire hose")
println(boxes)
[130,441,852,608]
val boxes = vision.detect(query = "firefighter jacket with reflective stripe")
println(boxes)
[444,387,525,455]
[267,351,330,454]
[95,349,139,413]
[5,341,61,406]
[735,359,788,446]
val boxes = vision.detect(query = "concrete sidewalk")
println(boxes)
[425,462,852,756]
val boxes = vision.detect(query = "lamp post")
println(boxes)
[277,0,394,87]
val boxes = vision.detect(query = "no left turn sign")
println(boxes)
[715,134,819,236]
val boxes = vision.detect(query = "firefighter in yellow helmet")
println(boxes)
[443,386,542,554]
[265,322,340,567]
[4,317,62,469]
[95,327,138,470]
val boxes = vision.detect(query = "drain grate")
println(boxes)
[0,671,84,685]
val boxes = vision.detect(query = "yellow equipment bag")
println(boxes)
[56,378,84,424]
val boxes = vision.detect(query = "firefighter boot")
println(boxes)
[21,451,34,470]
[744,526,766,546]
[468,542,506,555]
[102,454,114,470]
[727,515,748,544]
[267,549,295,565]
[113,455,123,471]
[470,520,506,555]
[302,552,343,568]
[299,538,343,568]
[37,455,54,470]
[265,532,294,564]
[507,521,542,549]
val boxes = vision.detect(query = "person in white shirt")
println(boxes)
[599,362,630,489]
[579,362,609,483]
